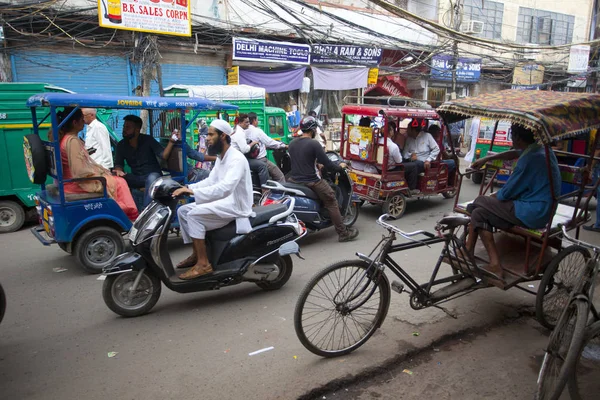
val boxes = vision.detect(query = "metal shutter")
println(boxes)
[152,64,226,94]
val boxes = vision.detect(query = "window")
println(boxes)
[463,0,504,40]
[517,7,575,45]
[268,116,284,137]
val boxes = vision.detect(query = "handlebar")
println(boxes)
[560,224,600,252]
[377,214,436,240]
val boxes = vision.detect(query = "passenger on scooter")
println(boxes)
[230,113,270,188]
[113,115,177,207]
[402,122,440,175]
[172,119,254,280]
[288,116,359,242]
[247,112,287,183]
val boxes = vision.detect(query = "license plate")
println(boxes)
[349,172,366,185]
[43,208,48,220]
[43,221,50,234]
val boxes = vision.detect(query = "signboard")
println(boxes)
[348,126,373,160]
[97,0,191,37]
[227,67,239,85]
[512,64,544,85]
[232,37,310,65]
[311,44,382,66]
[430,55,481,82]
[568,45,590,74]
[476,118,512,146]
[367,68,379,85]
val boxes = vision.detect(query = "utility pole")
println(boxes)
[450,0,463,99]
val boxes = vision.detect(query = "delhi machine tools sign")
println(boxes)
[98,0,191,37]
[431,55,481,83]
[232,38,311,65]
[311,45,382,66]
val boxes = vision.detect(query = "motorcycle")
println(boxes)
[260,153,360,232]
[101,177,306,318]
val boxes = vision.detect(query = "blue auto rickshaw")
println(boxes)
[25,93,238,273]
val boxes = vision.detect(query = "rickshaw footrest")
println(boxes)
[30,226,55,246]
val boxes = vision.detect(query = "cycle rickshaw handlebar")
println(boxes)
[377,214,436,240]
[560,224,600,253]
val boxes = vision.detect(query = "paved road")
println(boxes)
[1,178,599,400]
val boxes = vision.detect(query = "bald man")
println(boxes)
[82,108,113,169]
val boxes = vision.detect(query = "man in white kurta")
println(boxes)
[82,108,113,169]
[173,119,254,280]
[402,123,440,172]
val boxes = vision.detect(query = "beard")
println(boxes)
[123,133,135,141]
[207,137,224,155]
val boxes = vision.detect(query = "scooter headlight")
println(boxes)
[130,207,170,244]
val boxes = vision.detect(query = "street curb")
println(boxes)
[297,307,537,400]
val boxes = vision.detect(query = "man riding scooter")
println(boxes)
[172,119,254,280]
[288,116,359,242]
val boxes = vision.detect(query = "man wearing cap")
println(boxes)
[172,119,254,280]
[113,115,176,207]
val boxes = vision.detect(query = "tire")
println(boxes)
[536,299,589,400]
[0,283,6,325]
[75,226,125,274]
[23,134,48,184]
[471,171,483,184]
[0,200,26,233]
[442,189,457,199]
[383,192,407,219]
[567,321,600,400]
[102,270,162,317]
[342,202,360,227]
[256,255,293,291]
[536,245,590,329]
[294,260,391,357]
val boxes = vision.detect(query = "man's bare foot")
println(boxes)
[479,264,505,288]
[178,264,213,280]
[176,255,197,269]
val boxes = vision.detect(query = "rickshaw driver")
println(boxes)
[288,116,359,242]
[171,119,254,280]
[464,125,561,283]
[113,115,177,207]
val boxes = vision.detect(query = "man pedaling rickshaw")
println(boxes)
[460,125,561,285]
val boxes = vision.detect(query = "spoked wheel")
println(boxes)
[536,299,589,400]
[342,202,360,227]
[383,192,407,219]
[102,270,162,317]
[568,321,600,400]
[294,260,391,357]
[536,245,590,329]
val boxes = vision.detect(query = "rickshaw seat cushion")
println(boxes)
[280,182,320,200]
[46,184,104,202]
[438,214,471,228]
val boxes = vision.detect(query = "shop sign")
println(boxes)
[227,66,239,85]
[311,44,382,66]
[430,55,481,82]
[568,45,590,74]
[512,64,544,86]
[232,37,310,65]
[367,68,379,85]
[97,0,191,37]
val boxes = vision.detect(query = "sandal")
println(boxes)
[176,256,197,269]
[179,264,213,280]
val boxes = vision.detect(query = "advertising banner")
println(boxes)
[227,67,239,85]
[430,55,481,82]
[232,37,310,65]
[568,45,590,74]
[311,44,382,66]
[512,64,545,86]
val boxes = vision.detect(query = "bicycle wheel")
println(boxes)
[294,260,391,358]
[536,245,590,329]
[568,321,600,400]
[536,299,589,400]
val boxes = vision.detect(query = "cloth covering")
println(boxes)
[239,68,307,93]
[312,67,369,90]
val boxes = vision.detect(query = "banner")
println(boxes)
[232,37,310,65]
[512,64,544,86]
[430,55,481,82]
[568,45,590,74]
[97,0,191,37]
[239,68,307,93]
[311,45,382,66]
[367,68,379,85]
[312,67,369,90]
[227,67,239,85]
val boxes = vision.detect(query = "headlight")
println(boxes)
[131,208,170,245]
[150,177,164,200]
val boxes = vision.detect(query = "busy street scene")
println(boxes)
[1,0,600,399]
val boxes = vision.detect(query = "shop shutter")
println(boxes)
[152,64,226,95]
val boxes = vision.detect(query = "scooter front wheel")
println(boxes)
[102,270,162,318]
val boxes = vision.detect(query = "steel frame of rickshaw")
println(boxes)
[340,101,460,218]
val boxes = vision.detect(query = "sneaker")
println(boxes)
[339,227,359,242]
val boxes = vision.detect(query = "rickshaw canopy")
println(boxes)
[342,104,439,120]
[26,93,239,111]
[437,90,600,144]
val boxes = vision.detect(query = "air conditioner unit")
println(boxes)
[460,20,484,35]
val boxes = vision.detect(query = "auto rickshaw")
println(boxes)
[340,98,459,218]
[25,93,238,273]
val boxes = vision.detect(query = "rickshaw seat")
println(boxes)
[46,183,104,202]
[438,215,470,228]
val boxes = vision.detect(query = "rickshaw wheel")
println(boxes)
[536,245,590,330]
[471,171,484,184]
[75,226,125,274]
[383,192,407,219]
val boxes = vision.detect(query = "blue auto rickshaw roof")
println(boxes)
[26,93,239,111]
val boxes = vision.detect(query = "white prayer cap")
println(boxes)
[210,119,233,135]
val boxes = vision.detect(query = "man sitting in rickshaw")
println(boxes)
[428,125,456,179]
[402,121,440,174]
[464,125,561,284]
[380,121,419,195]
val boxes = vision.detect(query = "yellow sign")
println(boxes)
[512,64,545,85]
[97,0,192,37]
[228,66,239,85]
[368,68,379,85]
[348,126,373,144]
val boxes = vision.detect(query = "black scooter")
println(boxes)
[102,178,306,318]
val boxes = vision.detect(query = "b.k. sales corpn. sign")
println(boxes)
[232,37,311,65]
[98,0,191,37]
